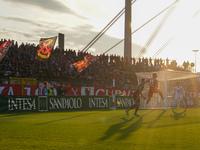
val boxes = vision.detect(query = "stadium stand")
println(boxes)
[0,39,193,89]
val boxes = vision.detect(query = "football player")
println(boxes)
[125,78,146,117]
[146,73,163,108]
[172,81,186,111]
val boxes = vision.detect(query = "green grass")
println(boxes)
[1,108,200,150]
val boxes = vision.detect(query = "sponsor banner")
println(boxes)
[87,96,109,109]
[24,85,38,95]
[0,84,22,95]
[0,84,38,95]
[0,84,135,96]
[48,96,83,111]
[115,96,135,109]
[0,95,199,113]
[81,87,136,96]
[47,96,109,111]
[0,96,110,113]
[0,96,38,113]
[0,84,200,103]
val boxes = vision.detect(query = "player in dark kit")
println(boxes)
[146,73,163,108]
[125,78,146,117]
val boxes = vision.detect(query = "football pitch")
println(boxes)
[1,108,200,150]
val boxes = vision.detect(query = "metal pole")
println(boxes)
[124,0,132,62]
[192,50,199,73]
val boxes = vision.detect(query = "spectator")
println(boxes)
[48,85,55,96]
[42,82,48,96]
[57,82,67,96]
[0,39,193,89]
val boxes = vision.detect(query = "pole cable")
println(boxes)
[103,0,178,54]
[82,0,137,52]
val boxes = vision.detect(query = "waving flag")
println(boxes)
[0,41,12,62]
[74,55,99,72]
[35,36,57,61]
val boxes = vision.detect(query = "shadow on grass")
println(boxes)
[98,116,134,141]
[170,110,186,120]
[99,110,154,141]
[37,112,97,125]
[147,110,167,128]
[152,120,200,129]
[0,112,32,118]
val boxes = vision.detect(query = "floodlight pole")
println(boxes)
[124,0,132,62]
[192,50,199,73]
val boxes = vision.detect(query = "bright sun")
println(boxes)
[68,0,200,71]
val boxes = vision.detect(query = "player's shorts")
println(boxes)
[174,94,184,100]
[148,88,161,98]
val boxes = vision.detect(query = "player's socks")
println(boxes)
[125,110,129,116]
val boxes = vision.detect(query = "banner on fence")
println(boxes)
[0,96,112,113]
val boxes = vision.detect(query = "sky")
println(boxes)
[1,0,200,72]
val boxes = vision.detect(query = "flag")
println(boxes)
[74,55,99,72]
[35,36,57,61]
[0,41,12,62]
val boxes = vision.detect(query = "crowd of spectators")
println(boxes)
[0,39,193,89]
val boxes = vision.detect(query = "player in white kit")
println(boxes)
[172,81,186,111]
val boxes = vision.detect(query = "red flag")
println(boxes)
[74,55,98,72]
[35,36,57,61]
[0,41,12,62]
